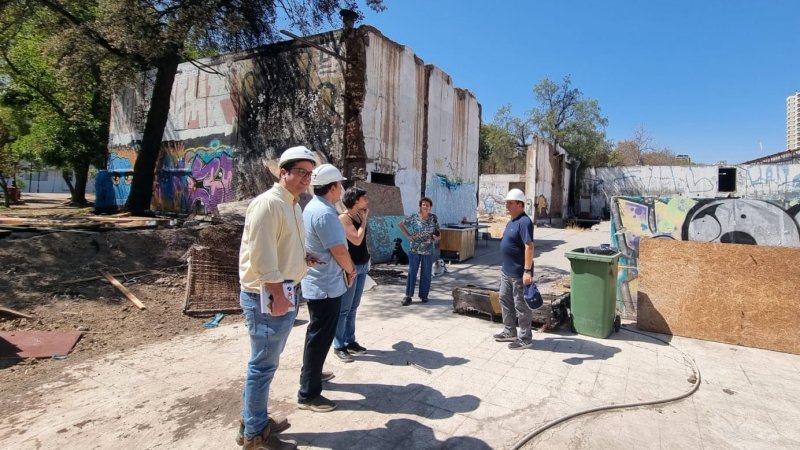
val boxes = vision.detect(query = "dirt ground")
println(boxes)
[0,194,235,415]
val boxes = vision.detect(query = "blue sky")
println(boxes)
[360,0,799,164]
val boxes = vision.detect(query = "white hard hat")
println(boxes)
[505,188,526,202]
[279,145,317,168]
[311,163,347,186]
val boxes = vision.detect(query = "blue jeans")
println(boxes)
[240,290,298,439]
[405,252,432,299]
[334,262,369,349]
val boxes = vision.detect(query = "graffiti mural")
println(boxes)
[427,174,477,226]
[153,139,235,214]
[95,144,140,211]
[610,196,800,318]
[367,215,408,264]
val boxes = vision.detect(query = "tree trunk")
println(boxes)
[127,50,181,216]
[68,161,90,205]
[0,179,9,208]
[63,169,76,197]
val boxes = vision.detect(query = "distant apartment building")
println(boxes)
[788,91,800,151]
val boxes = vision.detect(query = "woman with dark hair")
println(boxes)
[332,187,371,362]
[398,197,440,306]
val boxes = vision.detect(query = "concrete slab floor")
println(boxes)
[1,223,799,449]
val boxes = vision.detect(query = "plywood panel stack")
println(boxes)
[637,238,800,355]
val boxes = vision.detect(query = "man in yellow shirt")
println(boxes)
[237,146,316,450]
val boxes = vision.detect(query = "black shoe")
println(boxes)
[346,342,367,355]
[401,296,412,306]
[420,297,429,303]
[321,370,335,382]
[334,348,354,363]
[298,395,337,413]
[493,330,517,342]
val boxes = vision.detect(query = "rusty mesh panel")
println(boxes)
[183,246,241,316]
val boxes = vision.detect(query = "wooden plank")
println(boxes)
[101,271,147,310]
[637,238,800,355]
[63,269,149,285]
[0,306,33,319]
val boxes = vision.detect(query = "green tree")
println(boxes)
[0,106,33,207]
[27,0,385,215]
[610,126,689,166]
[0,4,108,205]
[493,104,534,153]
[479,123,523,174]
[529,76,609,169]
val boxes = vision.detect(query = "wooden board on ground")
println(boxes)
[637,238,800,355]
[0,330,82,359]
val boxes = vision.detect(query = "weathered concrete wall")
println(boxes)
[105,31,345,214]
[478,174,526,215]
[528,136,572,221]
[360,29,480,225]
[585,164,800,218]
[610,195,800,319]
[104,26,480,228]
[361,30,425,215]
[424,68,480,226]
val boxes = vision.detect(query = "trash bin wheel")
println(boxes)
[613,315,621,333]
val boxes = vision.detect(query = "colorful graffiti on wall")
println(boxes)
[95,144,140,210]
[610,196,800,318]
[427,173,477,226]
[153,139,235,214]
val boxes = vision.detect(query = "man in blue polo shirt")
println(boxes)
[493,188,536,350]
[297,164,357,412]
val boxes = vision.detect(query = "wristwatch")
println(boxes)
[524,268,532,274]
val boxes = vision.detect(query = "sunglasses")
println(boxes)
[289,168,313,178]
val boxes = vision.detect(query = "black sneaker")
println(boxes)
[508,339,534,350]
[298,395,337,413]
[420,297,429,303]
[493,330,517,342]
[334,348,354,363]
[346,342,367,355]
[401,296,412,306]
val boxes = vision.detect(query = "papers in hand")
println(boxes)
[260,281,297,315]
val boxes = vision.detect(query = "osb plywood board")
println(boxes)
[637,238,800,355]
[356,182,404,216]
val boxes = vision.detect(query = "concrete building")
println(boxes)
[478,136,575,226]
[789,91,800,151]
[100,20,480,225]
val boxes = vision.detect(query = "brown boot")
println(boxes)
[242,423,297,450]
[236,416,291,446]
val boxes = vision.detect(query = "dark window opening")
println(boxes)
[371,172,395,186]
[718,167,736,192]
[509,182,526,192]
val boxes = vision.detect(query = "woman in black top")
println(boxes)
[332,187,371,362]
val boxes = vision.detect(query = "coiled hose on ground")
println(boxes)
[510,326,701,450]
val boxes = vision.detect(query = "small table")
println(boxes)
[439,226,476,262]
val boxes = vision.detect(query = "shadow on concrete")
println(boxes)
[288,418,490,450]
[324,381,479,416]
[535,330,622,365]
[356,341,469,370]
[534,239,567,257]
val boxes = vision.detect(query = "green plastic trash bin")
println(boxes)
[564,247,621,338]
